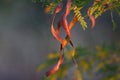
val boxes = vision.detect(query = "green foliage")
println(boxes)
[33,0,120,29]
[72,0,91,7]
[72,5,87,30]
[37,43,120,80]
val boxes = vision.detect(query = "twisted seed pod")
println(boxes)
[46,3,63,77]
[46,0,78,77]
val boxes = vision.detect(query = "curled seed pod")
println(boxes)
[87,8,95,28]
[47,0,78,77]
[62,0,72,38]
[46,53,63,76]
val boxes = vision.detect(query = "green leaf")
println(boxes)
[36,58,58,72]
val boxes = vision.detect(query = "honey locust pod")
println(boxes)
[87,8,96,28]
[46,0,78,76]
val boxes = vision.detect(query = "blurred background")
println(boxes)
[0,0,120,80]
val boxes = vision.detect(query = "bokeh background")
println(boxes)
[0,0,120,80]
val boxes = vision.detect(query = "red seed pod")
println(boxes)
[46,53,63,76]
[51,3,63,43]
[62,0,72,38]
[62,15,71,38]
[54,3,62,14]
[87,8,95,28]
[65,0,72,16]
[47,0,78,77]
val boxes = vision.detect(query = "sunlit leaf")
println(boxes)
[36,58,58,72]
[73,69,82,80]
[72,5,87,30]
[48,53,59,59]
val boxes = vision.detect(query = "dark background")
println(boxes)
[0,0,120,80]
